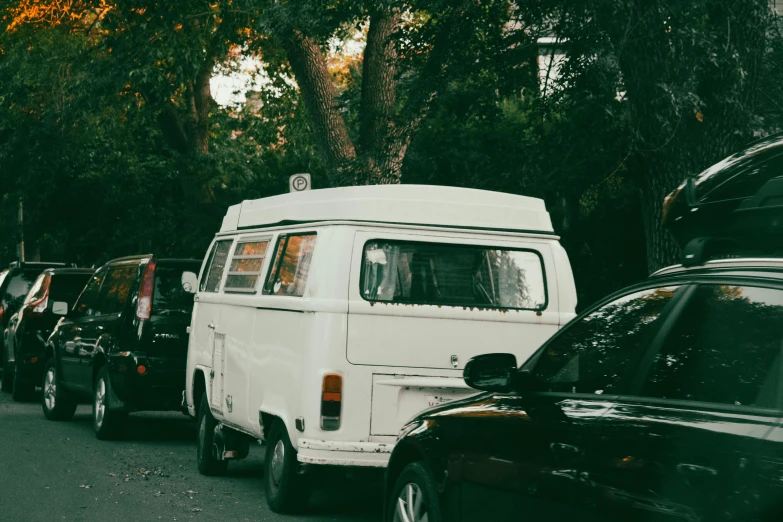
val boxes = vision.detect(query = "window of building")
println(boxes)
[263,234,317,297]
[360,240,547,310]
[225,239,270,292]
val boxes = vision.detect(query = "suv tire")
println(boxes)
[388,462,442,522]
[196,392,228,476]
[264,420,312,513]
[93,367,128,440]
[41,357,77,421]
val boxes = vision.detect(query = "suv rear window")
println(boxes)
[154,264,200,315]
[360,240,547,310]
[49,273,93,304]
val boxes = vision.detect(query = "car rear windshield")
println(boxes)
[153,263,200,315]
[49,273,93,304]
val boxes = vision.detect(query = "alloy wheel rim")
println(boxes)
[393,483,429,522]
[270,439,285,487]
[95,378,106,427]
[44,369,56,411]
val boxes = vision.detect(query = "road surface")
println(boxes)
[0,386,383,521]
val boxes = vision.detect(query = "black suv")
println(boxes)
[41,255,201,440]
[1,261,67,390]
[2,268,94,401]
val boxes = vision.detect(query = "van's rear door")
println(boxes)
[346,230,561,436]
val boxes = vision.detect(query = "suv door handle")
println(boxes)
[207,324,216,330]
[676,463,718,478]
[550,442,581,456]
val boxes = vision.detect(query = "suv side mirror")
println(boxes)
[51,301,69,317]
[463,353,518,393]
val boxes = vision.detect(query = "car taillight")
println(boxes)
[321,373,342,431]
[31,296,49,314]
[0,305,4,324]
[136,259,157,321]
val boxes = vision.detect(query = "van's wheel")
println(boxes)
[93,367,128,440]
[388,462,442,522]
[1,342,13,392]
[197,392,228,475]
[41,357,77,421]
[264,420,312,513]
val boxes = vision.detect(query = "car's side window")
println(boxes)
[95,265,137,315]
[263,233,317,297]
[225,239,270,293]
[200,239,233,293]
[73,270,106,318]
[531,286,681,395]
[640,284,783,408]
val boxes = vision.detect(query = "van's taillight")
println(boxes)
[136,259,157,321]
[320,374,342,431]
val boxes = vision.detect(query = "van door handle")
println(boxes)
[207,324,216,330]
[550,442,581,456]
[676,463,718,478]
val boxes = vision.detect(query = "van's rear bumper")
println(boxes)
[297,438,393,468]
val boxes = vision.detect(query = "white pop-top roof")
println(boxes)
[219,185,554,234]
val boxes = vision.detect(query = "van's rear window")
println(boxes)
[154,264,200,315]
[360,240,547,310]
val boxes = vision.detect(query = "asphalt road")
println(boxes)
[0,384,383,522]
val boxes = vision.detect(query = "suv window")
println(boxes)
[225,239,270,292]
[640,284,783,408]
[73,271,106,317]
[263,234,317,297]
[154,264,199,314]
[360,240,547,310]
[531,286,680,395]
[200,240,233,293]
[49,273,93,305]
[96,265,137,315]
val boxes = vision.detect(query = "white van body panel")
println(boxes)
[185,186,576,468]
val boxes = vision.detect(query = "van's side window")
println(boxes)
[263,233,317,297]
[225,239,270,293]
[360,240,548,310]
[200,239,233,293]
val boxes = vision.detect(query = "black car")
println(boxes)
[385,259,783,522]
[0,261,68,391]
[2,268,94,401]
[41,255,201,440]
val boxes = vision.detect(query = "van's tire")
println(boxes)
[93,367,128,440]
[264,420,312,513]
[41,357,77,421]
[197,392,228,476]
[12,362,35,402]
[388,462,442,522]
[1,343,13,393]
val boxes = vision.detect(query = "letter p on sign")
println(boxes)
[289,173,311,193]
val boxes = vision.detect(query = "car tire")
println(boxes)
[93,367,128,440]
[41,357,77,421]
[196,392,228,476]
[264,420,312,513]
[388,462,442,522]
[12,362,35,402]
[1,342,13,393]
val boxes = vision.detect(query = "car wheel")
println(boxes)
[263,419,312,513]
[12,361,35,402]
[41,357,77,421]
[388,462,442,522]
[1,342,13,393]
[93,367,128,440]
[196,392,228,476]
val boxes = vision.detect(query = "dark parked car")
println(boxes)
[1,261,68,391]
[2,268,94,401]
[385,258,783,522]
[41,255,201,440]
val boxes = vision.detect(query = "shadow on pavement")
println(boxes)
[71,409,197,442]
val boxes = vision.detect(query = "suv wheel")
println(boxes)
[388,462,442,522]
[93,367,128,440]
[264,420,312,513]
[1,342,13,393]
[196,392,228,476]
[41,357,77,421]
[12,360,35,402]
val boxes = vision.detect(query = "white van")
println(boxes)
[183,185,576,512]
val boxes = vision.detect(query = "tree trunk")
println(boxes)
[188,65,213,155]
[638,159,681,273]
[279,28,356,183]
